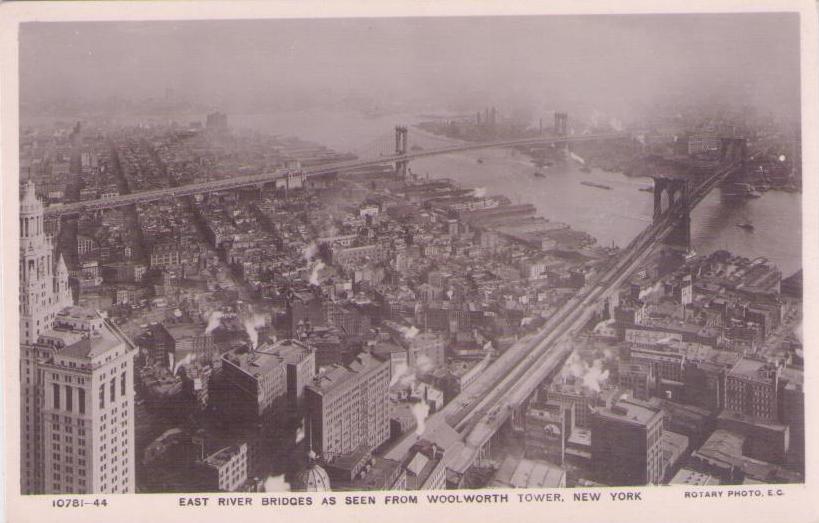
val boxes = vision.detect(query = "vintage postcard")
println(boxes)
[1,1,817,522]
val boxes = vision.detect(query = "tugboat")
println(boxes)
[737,222,755,231]
[533,170,547,178]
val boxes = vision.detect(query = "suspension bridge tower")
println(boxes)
[394,125,408,179]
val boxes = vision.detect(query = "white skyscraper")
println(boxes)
[20,181,137,495]
[19,179,73,345]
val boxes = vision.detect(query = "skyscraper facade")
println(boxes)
[20,182,137,495]
[305,352,390,459]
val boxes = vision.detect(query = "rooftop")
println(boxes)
[57,305,100,321]
[203,444,246,468]
[670,468,719,486]
[491,456,565,489]
[60,324,124,361]
[728,357,777,381]
[222,339,311,378]
[309,352,387,394]
[596,398,663,427]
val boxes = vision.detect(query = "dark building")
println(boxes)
[591,399,665,486]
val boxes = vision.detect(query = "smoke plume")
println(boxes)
[309,260,325,286]
[205,310,225,335]
[638,281,663,301]
[173,352,196,376]
[263,474,291,492]
[401,325,420,339]
[303,242,318,262]
[415,354,434,374]
[242,310,266,349]
[295,420,305,444]
[412,401,431,436]
[562,352,610,393]
[390,362,410,387]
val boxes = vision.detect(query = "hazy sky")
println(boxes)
[20,14,801,117]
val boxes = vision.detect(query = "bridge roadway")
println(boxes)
[384,157,740,475]
[42,132,627,218]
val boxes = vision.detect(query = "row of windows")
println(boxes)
[52,384,86,414]
[98,372,128,409]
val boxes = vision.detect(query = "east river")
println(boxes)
[233,109,801,276]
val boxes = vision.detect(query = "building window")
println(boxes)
[52,383,60,410]
[65,385,73,412]
[110,378,116,403]
[99,384,105,409]
[78,388,85,415]
[121,372,126,397]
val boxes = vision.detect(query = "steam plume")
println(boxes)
[303,242,318,262]
[243,311,266,350]
[401,325,419,339]
[263,474,291,492]
[412,401,431,436]
[390,362,409,387]
[173,352,196,376]
[415,354,434,374]
[205,310,225,335]
[638,281,663,301]
[309,260,325,286]
[562,352,610,393]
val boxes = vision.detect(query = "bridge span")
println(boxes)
[42,131,627,218]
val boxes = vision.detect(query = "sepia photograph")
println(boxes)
[2,2,818,521]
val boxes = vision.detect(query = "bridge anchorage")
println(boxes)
[394,125,409,178]
[652,176,691,251]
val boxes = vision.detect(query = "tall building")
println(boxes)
[591,398,665,486]
[19,180,72,345]
[219,339,315,419]
[305,352,390,459]
[41,324,137,494]
[20,182,137,495]
[725,357,780,421]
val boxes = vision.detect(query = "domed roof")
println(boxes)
[293,462,331,492]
